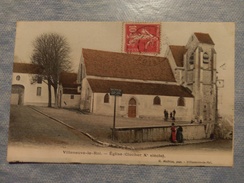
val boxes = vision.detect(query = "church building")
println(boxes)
[78,32,217,123]
[166,32,217,122]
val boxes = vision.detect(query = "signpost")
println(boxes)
[110,88,122,141]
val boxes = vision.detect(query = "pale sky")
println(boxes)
[13,21,235,117]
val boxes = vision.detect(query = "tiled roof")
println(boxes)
[13,63,43,74]
[59,72,79,94]
[169,46,187,67]
[59,72,79,89]
[194,33,215,45]
[87,78,193,97]
[83,49,176,82]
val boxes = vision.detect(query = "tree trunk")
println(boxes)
[48,79,52,107]
[54,86,58,108]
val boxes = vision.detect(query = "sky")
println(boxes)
[13,21,235,117]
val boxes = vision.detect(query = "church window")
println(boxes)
[189,54,194,65]
[177,97,185,106]
[153,96,161,105]
[70,95,74,99]
[104,93,109,103]
[203,52,209,64]
[129,98,136,105]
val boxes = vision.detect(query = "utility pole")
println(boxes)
[110,88,122,141]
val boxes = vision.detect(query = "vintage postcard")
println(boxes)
[7,22,234,166]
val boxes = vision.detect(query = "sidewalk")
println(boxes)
[30,106,213,150]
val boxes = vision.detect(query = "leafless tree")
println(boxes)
[31,33,72,107]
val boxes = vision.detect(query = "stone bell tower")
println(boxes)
[184,33,217,122]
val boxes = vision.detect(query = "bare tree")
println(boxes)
[31,33,72,107]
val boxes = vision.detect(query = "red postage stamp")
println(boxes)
[124,23,160,53]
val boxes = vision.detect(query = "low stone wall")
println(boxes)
[114,124,212,143]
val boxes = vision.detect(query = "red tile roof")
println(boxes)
[83,49,176,82]
[169,46,187,67]
[59,72,79,94]
[59,72,78,85]
[194,33,215,45]
[13,63,43,74]
[87,78,193,97]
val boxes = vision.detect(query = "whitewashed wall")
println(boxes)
[61,94,80,109]
[11,73,55,106]
[92,92,194,121]
[80,78,92,111]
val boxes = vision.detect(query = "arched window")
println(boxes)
[203,52,209,64]
[129,98,136,106]
[189,53,194,65]
[177,97,185,106]
[104,93,109,103]
[153,96,161,105]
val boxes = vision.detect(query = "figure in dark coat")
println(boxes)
[165,110,169,121]
[173,109,176,118]
[164,109,167,121]
[176,126,184,143]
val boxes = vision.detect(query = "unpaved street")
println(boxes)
[8,105,96,148]
[7,105,233,166]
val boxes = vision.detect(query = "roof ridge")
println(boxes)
[82,48,166,59]
[87,78,193,97]
[86,76,178,85]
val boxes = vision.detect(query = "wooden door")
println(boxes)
[128,98,136,118]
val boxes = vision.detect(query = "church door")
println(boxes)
[128,98,136,118]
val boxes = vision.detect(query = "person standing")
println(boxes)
[165,110,168,121]
[170,112,173,119]
[176,126,183,143]
[170,123,177,143]
[173,109,176,118]
[164,109,167,121]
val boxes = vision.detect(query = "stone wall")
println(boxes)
[114,124,212,143]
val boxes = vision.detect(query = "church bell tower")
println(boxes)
[184,33,217,123]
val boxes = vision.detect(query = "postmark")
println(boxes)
[124,23,160,54]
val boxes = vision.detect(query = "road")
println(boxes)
[8,105,95,148]
[7,105,233,166]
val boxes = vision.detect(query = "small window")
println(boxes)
[36,87,42,96]
[120,106,125,111]
[153,96,161,105]
[16,75,20,81]
[177,97,185,106]
[70,95,74,99]
[104,93,109,103]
